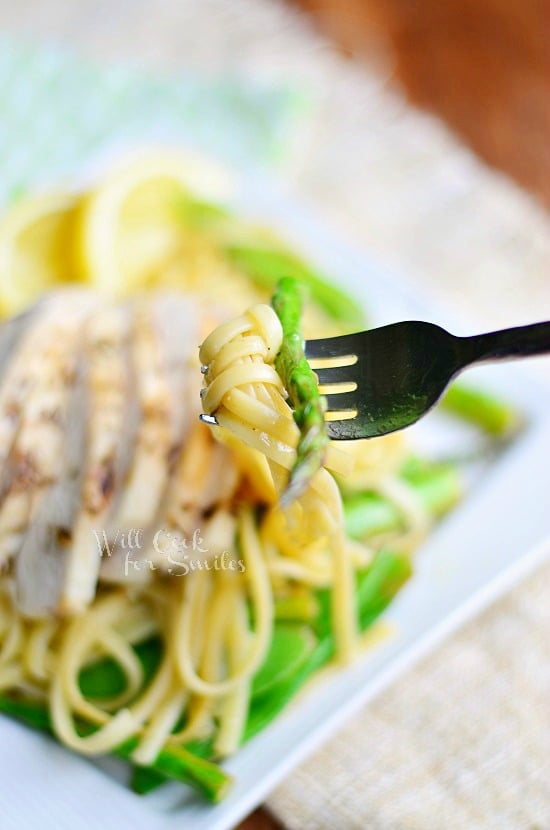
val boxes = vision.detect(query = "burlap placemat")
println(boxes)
[268,562,550,830]
[1,1,549,827]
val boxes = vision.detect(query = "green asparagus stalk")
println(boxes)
[245,461,455,736]
[441,382,522,437]
[176,191,364,327]
[130,765,167,795]
[343,458,463,542]
[244,549,411,740]
[0,459,458,798]
[274,592,320,623]
[244,636,332,741]
[228,243,364,327]
[272,277,329,505]
[0,693,50,731]
[0,696,232,803]
[400,457,464,516]
[78,636,163,700]
[343,492,404,541]
[251,624,317,698]
[128,739,214,795]
[355,549,412,630]
[148,742,231,801]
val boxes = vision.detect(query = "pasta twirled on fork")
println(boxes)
[200,303,361,660]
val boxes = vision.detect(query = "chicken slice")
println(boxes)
[0,294,95,571]
[99,294,201,582]
[145,422,240,573]
[9,293,100,616]
[56,304,137,613]
[0,306,33,385]
[0,298,67,484]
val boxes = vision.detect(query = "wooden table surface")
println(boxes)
[239,2,548,827]
[295,0,550,205]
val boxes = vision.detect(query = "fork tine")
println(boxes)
[324,391,358,412]
[304,334,359,360]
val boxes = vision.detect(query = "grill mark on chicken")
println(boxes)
[0,296,95,571]
[136,308,240,575]
[106,300,175,530]
[11,294,101,616]
[99,295,202,583]
[14,350,89,617]
[0,307,32,383]
[0,299,67,483]
[78,308,133,518]
[85,460,116,514]
[2,292,241,609]
[144,423,240,574]
[51,305,134,613]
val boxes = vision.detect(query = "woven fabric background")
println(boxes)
[0,1,548,828]
[268,564,550,830]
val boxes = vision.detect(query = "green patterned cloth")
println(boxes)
[0,36,304,207]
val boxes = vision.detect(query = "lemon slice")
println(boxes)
[75,151,234,295]
[0,192,78,316]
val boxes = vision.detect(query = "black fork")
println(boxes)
[305,320,550,439]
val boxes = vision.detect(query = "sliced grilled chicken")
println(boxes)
[165,425,239,532]
[1,291,242,611]
[0,311,36,529]
[0,300,61,484]
[146,423,240,573]
[99,295,202,582]
[0,294,93,571]
[14,361,88,617]
[151,293,202,442]
[8,293,100,616]
[57,305,136,613]
[0,307,33,384]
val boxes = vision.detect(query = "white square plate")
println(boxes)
[2,165,549,830]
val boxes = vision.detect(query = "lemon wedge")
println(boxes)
[74,152,234,295]
[0,192,78,316]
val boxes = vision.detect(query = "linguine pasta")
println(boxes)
[0,158,461,802]
[0,295,427,772]
[199,303,359,661]
[0,298,432,772]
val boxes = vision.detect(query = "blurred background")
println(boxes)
[297,0,550,202]
[0,0,548,332]
[0,1,548,829]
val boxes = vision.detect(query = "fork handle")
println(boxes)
[459,321,550,366]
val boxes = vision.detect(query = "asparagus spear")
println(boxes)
[149,741,230,801]
[228,244,364,327]
[175,187,364,328]
[130,765,166,795]
[343,458,463,541]
[251,624,317,698]
[274,592,319,623]
[272,277,329,505]
[0,693,231,803]
[355,549,412,630]
[0,462,459,797]
[244,460,459,737]
[441,382,522,437]
[244,549,411,740]
[128,738,215,794]
[175,192,364,327]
